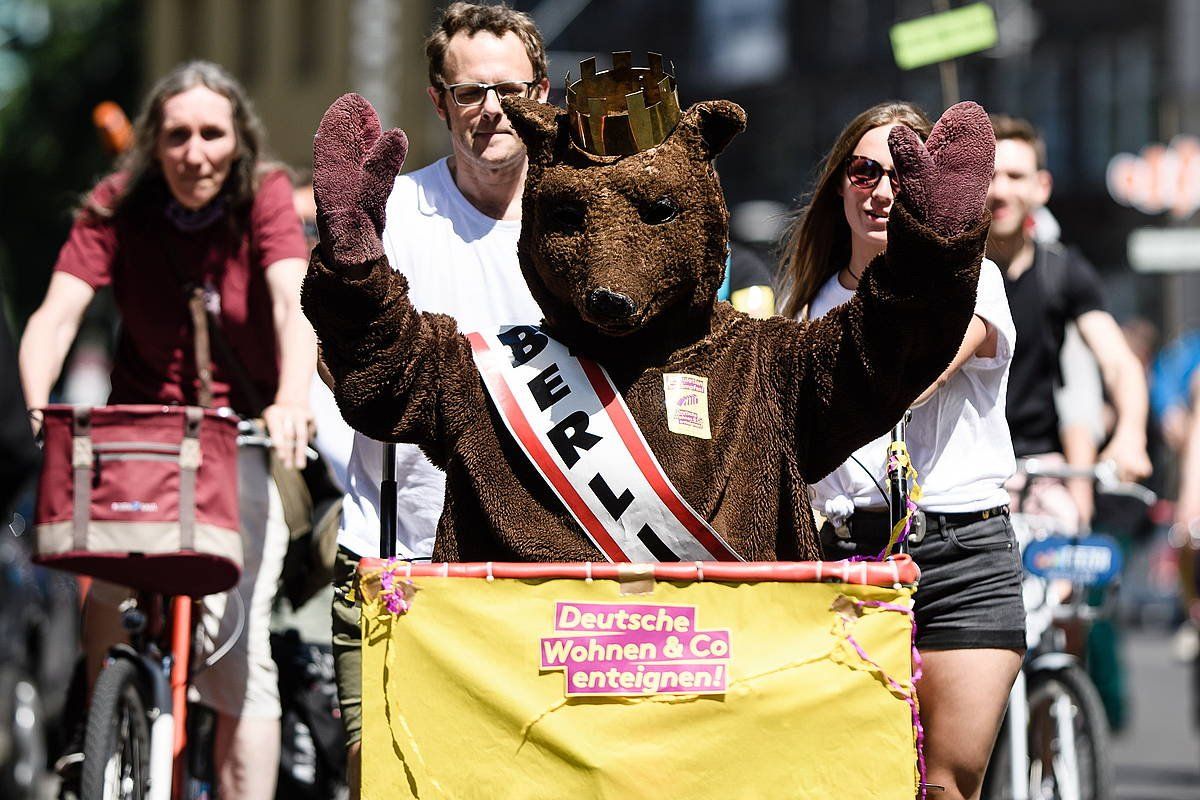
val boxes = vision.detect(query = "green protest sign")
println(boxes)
[890,3,998,70]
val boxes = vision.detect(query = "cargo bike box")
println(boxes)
[357,557,924,800]
[33,404,242,597]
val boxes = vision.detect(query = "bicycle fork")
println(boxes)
[1007,669,1030,800]
[146,654,174,800]
[136,596,192,800]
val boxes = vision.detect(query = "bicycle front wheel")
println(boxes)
[1026,664,1113,800]
[81,657,150,800]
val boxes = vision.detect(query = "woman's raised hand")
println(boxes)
[887,101,995,238]
[312,93,409,272]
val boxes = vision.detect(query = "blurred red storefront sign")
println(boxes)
[1107,135,1200,220]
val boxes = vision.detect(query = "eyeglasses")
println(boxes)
[844,155,901,193]
[441,80,538,107]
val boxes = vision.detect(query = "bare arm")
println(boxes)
[912,314,994,405]
[1060,423,1097,527]
[19,272,95,423]
[316,352,335,391]
[1076,309,1151,481]
[264,256,317,469]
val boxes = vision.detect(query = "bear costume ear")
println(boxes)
[674,100,747,161]
[503,96,565,165]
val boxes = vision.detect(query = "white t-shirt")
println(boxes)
[807,259,1016,518]
[309,374,353,492]
[337,159,543,559]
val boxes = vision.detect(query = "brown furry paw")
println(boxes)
[312,93,409,270]
[888,101,995,238]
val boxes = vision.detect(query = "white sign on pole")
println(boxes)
[1127,227,1200,273]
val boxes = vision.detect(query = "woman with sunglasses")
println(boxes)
[779,101,1023,800]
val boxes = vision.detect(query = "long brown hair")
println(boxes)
[84,60,274,226]
[778,101,932,319]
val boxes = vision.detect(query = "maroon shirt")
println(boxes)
[54,169,307,414]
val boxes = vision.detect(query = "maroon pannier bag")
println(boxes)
[34,404,242,596]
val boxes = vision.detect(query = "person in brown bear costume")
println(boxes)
[301,89,995,564]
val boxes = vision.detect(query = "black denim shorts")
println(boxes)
[820,510,1027,651]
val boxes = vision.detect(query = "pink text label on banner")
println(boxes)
[539,601,731,697]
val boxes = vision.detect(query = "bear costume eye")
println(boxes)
[641,197,680,225]
[548,202,585,233]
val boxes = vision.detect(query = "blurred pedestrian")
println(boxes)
[0,300,38,515]
[1153,330,1200,661]
[779,100,1023,800]
[325,3,547,795]
[18,60,314,799]
[718,242,775,318]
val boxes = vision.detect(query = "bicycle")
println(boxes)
[983,458,1155,800]
[78,417,310,800]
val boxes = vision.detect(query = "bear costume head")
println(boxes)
[500,94,746,355]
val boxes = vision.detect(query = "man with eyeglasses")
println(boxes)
[327,3,548,794]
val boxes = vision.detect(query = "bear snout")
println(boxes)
[586,288,637,321]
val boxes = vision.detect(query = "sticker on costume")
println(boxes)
[539,601,730,697]
[663,373,711,439]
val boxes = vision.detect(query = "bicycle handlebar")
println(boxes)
[235,419,318,461]
[1016,457,1157,507]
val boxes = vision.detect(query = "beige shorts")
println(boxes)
[83,448,290,719]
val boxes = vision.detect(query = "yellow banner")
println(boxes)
[361,570,918,799]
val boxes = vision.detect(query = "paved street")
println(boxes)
[1113,628,1200,800]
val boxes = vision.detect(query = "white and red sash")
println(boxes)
[466,325,742,563]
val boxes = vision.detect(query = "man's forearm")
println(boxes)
[1106,355,1150,445]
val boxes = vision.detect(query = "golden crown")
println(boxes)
[565,52,681,157]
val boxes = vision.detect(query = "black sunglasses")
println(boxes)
[844,155,901,192]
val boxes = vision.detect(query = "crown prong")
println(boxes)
[626,90,655,153]
[587,96,607,156]
[660,76,680,122]
[565,52,681,156]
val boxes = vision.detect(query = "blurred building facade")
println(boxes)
[520,0,1200,335]
[137,0,1200,336]
[143,0,445,175]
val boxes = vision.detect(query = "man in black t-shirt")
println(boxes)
[987,115,1151,529]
